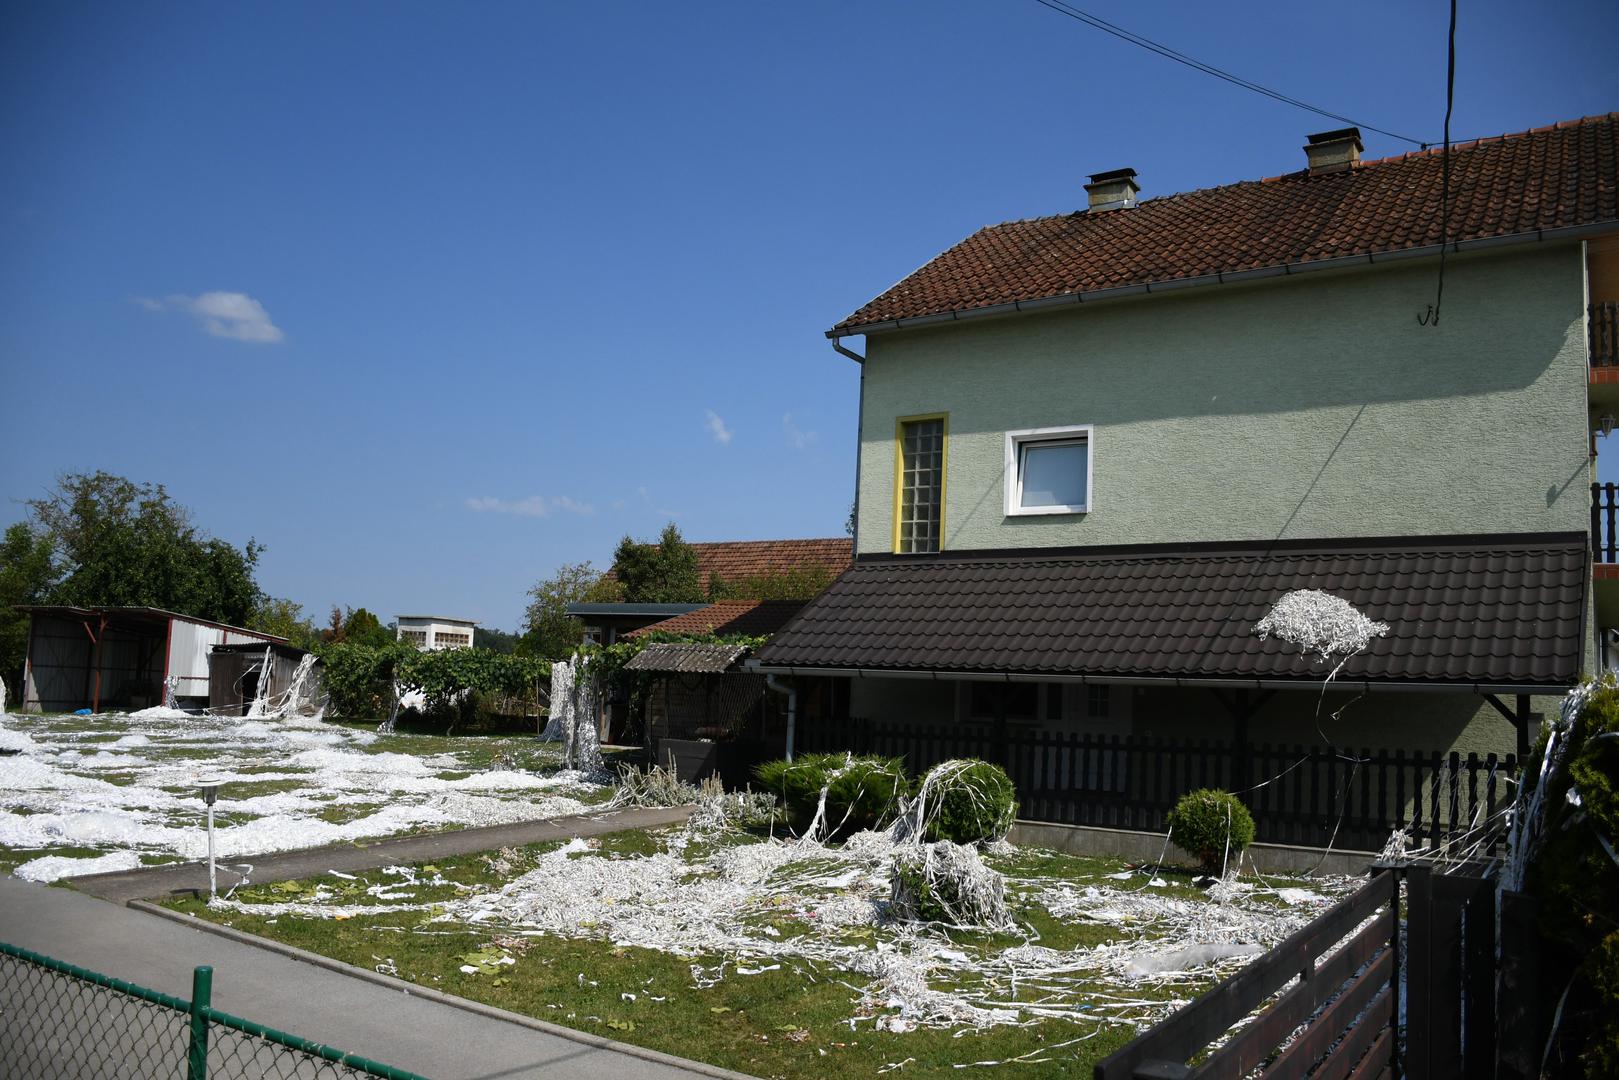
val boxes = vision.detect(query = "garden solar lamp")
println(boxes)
[197,776,225,899]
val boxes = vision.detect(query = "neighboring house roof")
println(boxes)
[624,642,750,674]
[754,534,1588,691]
[603,538,853,592]
[396,615,477,625]
[832,113,1619,335]
[625,599,809,640]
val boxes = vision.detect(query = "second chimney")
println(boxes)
[1085,168,1139,212]
[1304,128,1363,174]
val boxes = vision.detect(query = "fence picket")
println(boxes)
[802,718,1517,850]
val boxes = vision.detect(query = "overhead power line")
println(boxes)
[1029,0,1431,147]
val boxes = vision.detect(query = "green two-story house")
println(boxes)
[755,114,1619,847]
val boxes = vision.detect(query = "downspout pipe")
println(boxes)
[831,337,866,556]
[764,673,797,761]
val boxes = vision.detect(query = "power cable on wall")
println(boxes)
[1419,0,1458,327]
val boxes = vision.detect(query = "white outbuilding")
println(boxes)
[395,615,477,651]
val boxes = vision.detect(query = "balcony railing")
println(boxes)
[1595,302,1619,368]
[1594,482,1619,563]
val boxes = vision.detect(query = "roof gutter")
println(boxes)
[740,659,1565,697]
[826,220,1619,338]
[831,336,867,555]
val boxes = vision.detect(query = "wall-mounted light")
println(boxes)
[1599,415,1617,438]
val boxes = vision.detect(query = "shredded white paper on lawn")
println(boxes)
[1254,589,1389,671]
[211,776,1351,1036]
[0,705,609,881]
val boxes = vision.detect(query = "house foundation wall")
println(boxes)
[1008,819,1378,877]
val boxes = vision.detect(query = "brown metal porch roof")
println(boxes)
[753,533,1588,691]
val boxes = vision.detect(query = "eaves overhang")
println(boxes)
[825,221,1619,341]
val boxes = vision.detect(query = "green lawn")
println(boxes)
[163,827,1342,1079]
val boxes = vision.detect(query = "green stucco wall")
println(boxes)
[856,245,1591,555]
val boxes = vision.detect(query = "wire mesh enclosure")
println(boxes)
[0,942,428,1080]
[0,948,190,1080]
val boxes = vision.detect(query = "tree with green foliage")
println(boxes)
[315,640,548,725]
[474,626,520,654]
[319,605,394,647]
[521,561,623,660]
[0,522,57,693]
[707,565,834,601]
[23,471,263,625]
[613,522,702,603]
[249,596,320,650]
[1518,677,1619,1075]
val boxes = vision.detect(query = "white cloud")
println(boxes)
[783,412,817,449]
[136,291,284,343]
[464,495,595,518]
[704,409,733,445]
[550,495,596,517]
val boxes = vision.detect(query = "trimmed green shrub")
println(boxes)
[915,759,1018,844]
[1165,788,1255,875]
[1584,931,1619,1079]
[754,753,907,838]
[890,840,1009,928]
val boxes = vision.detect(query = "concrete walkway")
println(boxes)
[0,874,744,1080]
[68,805,694,903]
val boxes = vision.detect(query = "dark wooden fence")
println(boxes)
[1096,869,1399,1079]
[1096,863,1534,1079]
[1592,301,1619,367]
[801,717,1517,852]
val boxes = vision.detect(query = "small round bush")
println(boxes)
[1165,789,1255,875]
[917,759,1018,844]
[754,753,906,837]
[890,841,1009,928]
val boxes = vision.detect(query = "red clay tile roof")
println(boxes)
[626,600,809,640]
[605,538,853,592]
[832,114,1619,333]
[756,534,1588,689]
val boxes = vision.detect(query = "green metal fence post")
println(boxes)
[187,965,213,1080]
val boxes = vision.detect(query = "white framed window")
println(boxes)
[1004,425,1092,516]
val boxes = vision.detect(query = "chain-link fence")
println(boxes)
[1,941,430,1080]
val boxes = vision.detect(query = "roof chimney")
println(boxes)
[1085,168,1139,212]
[1304,128,1363,174]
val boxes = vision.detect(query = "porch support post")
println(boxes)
[1232,691,1251,795]
[993,685,1010,770]
[1210,688,1272,798]
[1481,693,1535,760]
[1514,693,1532,760]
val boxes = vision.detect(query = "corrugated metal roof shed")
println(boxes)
[624,642,748,674]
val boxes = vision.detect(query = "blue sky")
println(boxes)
[2,1,1614,631]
